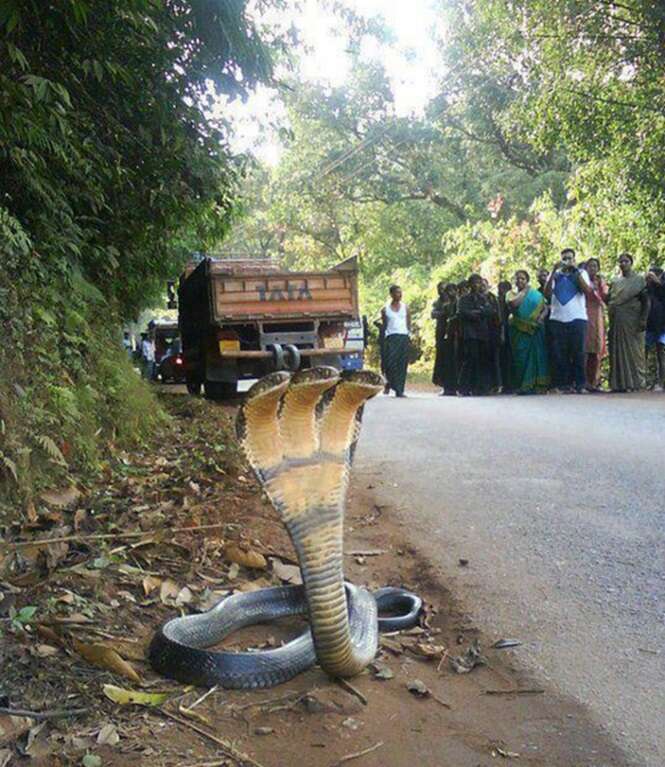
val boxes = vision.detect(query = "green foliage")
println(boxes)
[0,2,277,511]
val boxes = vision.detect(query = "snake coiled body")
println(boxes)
[149,368,422,688]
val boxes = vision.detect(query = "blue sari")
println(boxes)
[509,288,550,392]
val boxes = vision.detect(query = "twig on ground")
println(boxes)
[188,685,219,711]
[335,677,368,706]
[431,693,452,709]
[484,688,545,696]
[7,523,232,547]
[436,648,450,673]
[334,741,384,766]
[158,709,266,767]
[232,689,305,711]
[0,706,88,720]
[346,549,387,557]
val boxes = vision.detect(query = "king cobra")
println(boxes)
[149,367,422,688]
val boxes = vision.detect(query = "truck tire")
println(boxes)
[267,343,285,372]
[204,380,236,400]
[283,344,301,372]
[186,378,201,396]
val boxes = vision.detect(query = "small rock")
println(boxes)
[458,558,469,567]
[342,717,359,730]
[407,679,430,697]
[254,727,274,736]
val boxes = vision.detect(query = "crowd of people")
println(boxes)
[377,249,665,397]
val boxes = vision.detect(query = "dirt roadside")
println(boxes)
[0,391,631,767]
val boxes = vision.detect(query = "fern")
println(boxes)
[0,453,18,482]
[35,434,67,466]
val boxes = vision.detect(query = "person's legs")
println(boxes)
[548,320,568,390]
[458,339,476,395]
[657,342,665,391]
[570,319,588,391]
[586,353,600,389]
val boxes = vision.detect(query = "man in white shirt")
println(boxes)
[543,248,593,393]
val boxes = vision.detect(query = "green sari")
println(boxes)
[509,288,550,392]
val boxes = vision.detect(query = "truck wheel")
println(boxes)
[186,379,201,396]
[204,380,236,400]
[267,343,285,372]
[283,344,301,372]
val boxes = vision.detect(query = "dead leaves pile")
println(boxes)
[0,394,300,764]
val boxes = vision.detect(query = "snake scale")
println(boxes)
[149,367,422,688]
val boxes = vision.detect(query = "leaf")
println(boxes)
[40,485,81,507]
[15,605,38,624]
[159,579,180,604]
[0,715,33,746]
[102,685,170,707]
[72,639,141,683]
[82,755,102,767]
[34,644,59,658]
[95,639,146,662]
[142,575,161,595]
[0,455,18,483]
[408,641,446,659]
[270,558,302,584]
[175,587,193,606]
[223,544,267,570]
[96,723,120,746]
[34,435,67,466]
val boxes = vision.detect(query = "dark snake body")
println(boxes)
[149,368,422,688]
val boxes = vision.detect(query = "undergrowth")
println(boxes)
[0,243,164,520]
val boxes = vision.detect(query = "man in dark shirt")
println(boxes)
[457,273,497,395]
[646,266,665,391]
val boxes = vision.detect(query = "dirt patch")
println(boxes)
[0,392,630,766]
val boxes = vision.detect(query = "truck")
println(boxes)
[178,255,363,398]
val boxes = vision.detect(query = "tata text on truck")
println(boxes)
[178,256,364,398]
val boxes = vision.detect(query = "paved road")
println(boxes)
[356,391,665,767]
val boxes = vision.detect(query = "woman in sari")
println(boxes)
[507,270,550,394]
[606,253,649,392]
[584,258,608,391]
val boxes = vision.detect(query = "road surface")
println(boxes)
[356,390,665,767]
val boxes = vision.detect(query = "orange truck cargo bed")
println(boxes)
[209,260,358,322]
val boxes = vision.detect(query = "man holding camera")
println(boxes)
[543,248,593,394]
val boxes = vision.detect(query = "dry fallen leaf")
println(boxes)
[97,723,120,746]
[74,509,88,531]
[25,500,38,523]
[270,558,302,585]
[40,486,81,508]
[224,544,267,570]
[33,644,59,658]
[408,641,446,659]
[178,706,211,726]
[96,638,146,662]
[0,715,34,746]
[142,575,162,596]
[175,587,193,606]
[159,579,180,604]
[73,638,141,683]
[103,685,171,707]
